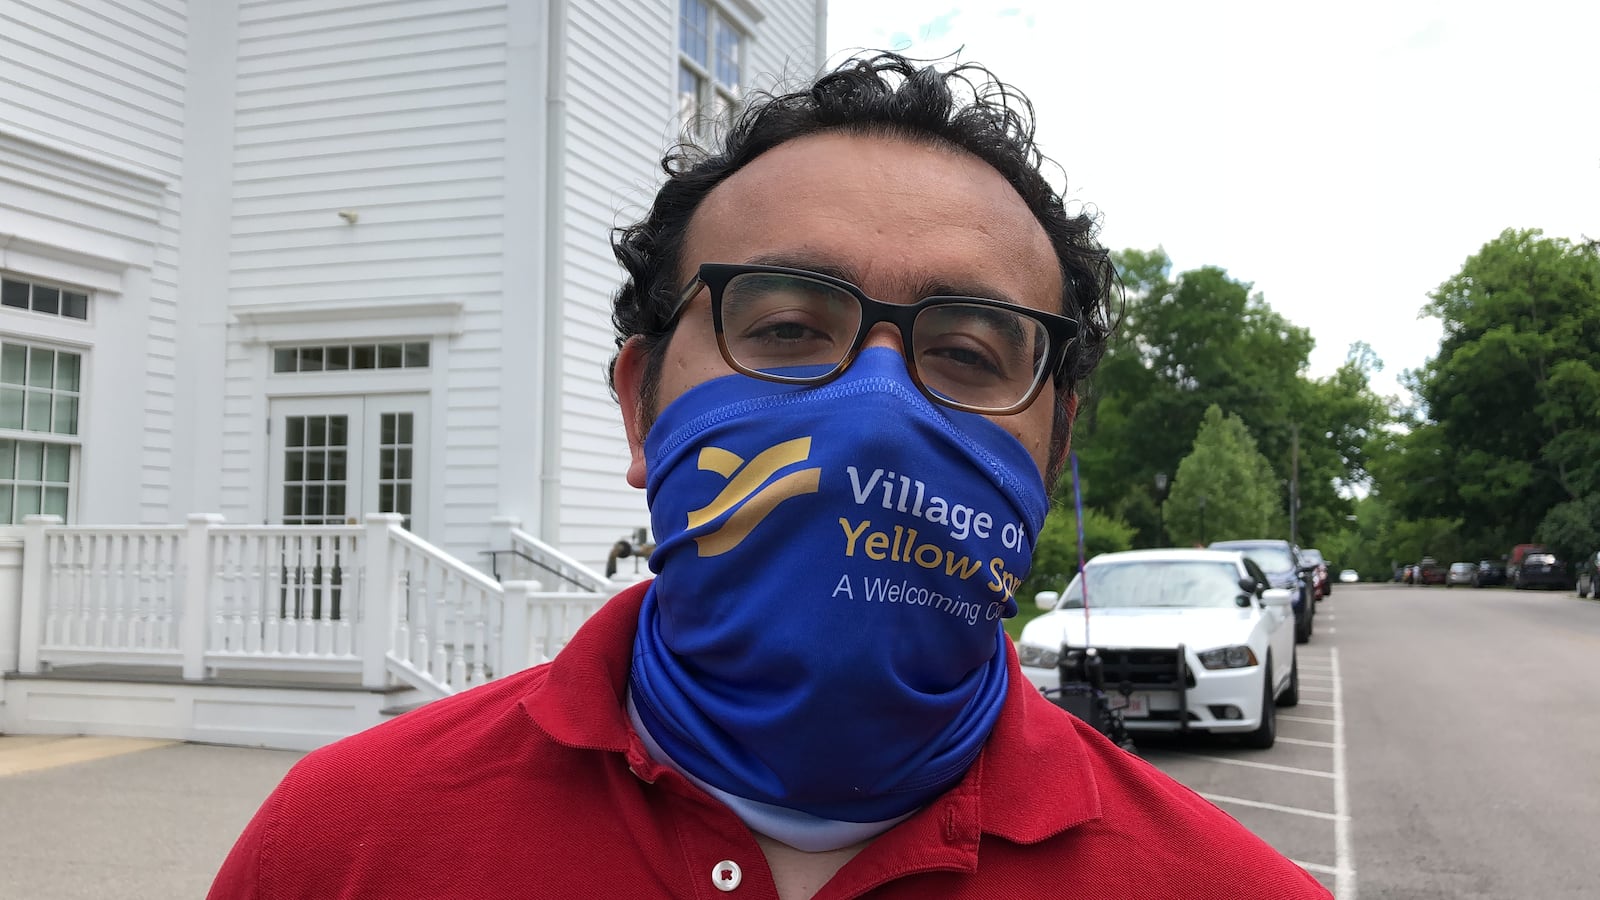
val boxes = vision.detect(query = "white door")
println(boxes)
[268,395,428,531]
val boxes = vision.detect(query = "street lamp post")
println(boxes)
[1154,472,1168,545]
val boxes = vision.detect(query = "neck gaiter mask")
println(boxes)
[629,347,1049,823]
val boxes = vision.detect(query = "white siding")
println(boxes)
[222,1,512,561]
[0,0,185,523]
[553,0,824,569]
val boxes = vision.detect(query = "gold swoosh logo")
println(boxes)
[687,437,822,556]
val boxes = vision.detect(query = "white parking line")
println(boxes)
[1166,752,1335,779]
[1198,791,1346,821]
[1275,736,1341,749]
[1332,646,1356,900]
[1295,860,1353,877]
[1279,714,1334,725]
[1295,699,1337,707]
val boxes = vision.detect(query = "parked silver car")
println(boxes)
[1445,562,1477,587]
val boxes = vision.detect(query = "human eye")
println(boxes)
[721,274,856,368]
[915,304,1039,385]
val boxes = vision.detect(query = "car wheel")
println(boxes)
[1580,576,1591,599]
[1295,611,1310,644]
[1241,661,1277,749]
[1276,650,1299,708]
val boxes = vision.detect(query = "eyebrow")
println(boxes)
[741,252,1024,307]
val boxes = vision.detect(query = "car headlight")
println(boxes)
[1197,645,1258,669]
[1017,643,1060,669]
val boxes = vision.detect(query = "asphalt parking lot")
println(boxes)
[1136,608,1349,898]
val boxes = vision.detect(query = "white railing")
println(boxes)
[37,526,185,666]
[5,513,615,703]
[207,524,364,667]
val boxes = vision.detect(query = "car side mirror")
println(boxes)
[1237,576,1259,595]
[1034,590,1059,611]
[1260,588,1295,608]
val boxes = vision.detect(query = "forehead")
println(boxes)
[679,132,1062,312]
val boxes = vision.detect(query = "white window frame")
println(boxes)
[0,336,85,524]
[678,0,759,140]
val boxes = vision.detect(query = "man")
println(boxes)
[210,53,1330,899]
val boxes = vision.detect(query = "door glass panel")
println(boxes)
[377,412,415,529]
[282,414,350,525]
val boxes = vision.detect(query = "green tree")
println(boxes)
[1401,229,1600,559]
[1162,406,1282,545]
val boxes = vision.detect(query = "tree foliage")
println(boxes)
[1072,249,1385,549]
[1163,406,1283,545]
[1389,229,1600,561]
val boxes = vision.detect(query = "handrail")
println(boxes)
[480,547,595,590]
[389,526,501,593]
[507,526,609,590]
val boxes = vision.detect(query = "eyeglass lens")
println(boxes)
[718,271,1052,411]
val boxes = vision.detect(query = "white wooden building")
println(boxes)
[0,0,825,749]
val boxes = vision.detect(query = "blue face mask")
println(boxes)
[629,347,1049,823]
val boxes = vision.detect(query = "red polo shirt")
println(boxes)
[209,581,1330,899]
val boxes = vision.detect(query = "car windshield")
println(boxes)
[1451,563,1473,572]
[1302,550,1324,564]
[1058,561,1244,609]
[1213,543,1294,571]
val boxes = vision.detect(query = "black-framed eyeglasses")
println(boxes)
[665,263,1079,415]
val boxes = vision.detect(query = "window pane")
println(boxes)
[284,485,302,517]
[286,450,304,481]
[0,485,12,524]
[396,447,412,479]
[305,484,324,515]
[381,413,395,445]
[680,0,709,62]
[328,451,346,481]
[378,344,403,368]
[306,451,325,481]
[1,280,28,309]
[32,286,59,315]
[307,416,326,447]
[17,440,42,480]
[28,348,53,388]
[52,396,77,435]
[44,443,69,482]
[328,416,347,447]
[0,388,22,429]
[403,342,428,367]
[396,484,411,514]
[352,345,376,369]
[297,347,324,372]
[56,353,80,392]
[380,448,394,479]
[42,486,67,518]
[0,345,25,384]
[274,348,296,372]
[286,416,305,448]
[716,25,740,86]
[397,413,412,444]
[326,346,350,370]
[62,292,88,319]
[679,66,700,126]
[0,439,12,478]
[26,391,51,432]
[379,483,394,511]
[16,485,40,518]
[327,484,345,516]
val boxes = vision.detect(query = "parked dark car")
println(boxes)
[1505,543,1547,586]
[1415,557,1447,586]
[1513,551,1568,590]
[1300,547,1331,599]
[1577,551,1599,599]
[1474,559,1507,587]
[1209,539,1314,644]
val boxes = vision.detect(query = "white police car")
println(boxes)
[1017,548,1299,748]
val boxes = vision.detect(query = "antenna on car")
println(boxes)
[1071,452,1091,647]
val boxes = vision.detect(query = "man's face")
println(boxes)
[616,132,1065,487]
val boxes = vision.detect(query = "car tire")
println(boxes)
[1579,576,1591,599]
[1276,651,1299,708]
[1241,661,1277,750]
[1295,612,1310,644]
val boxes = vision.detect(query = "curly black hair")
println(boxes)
[609,51,1116,479]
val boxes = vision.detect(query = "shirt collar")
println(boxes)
[521,580,1103,843]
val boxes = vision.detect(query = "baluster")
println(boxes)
[332,533,352,657]
[448,577,466,688]
[160,533,179,649]
[244,533,262,654]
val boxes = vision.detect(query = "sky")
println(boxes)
[825,1,1600,400]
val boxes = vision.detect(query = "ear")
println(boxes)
[614,337,651,489]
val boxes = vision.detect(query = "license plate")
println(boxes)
[1119,692,1150,718]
